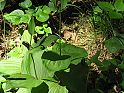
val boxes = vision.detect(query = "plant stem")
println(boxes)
[31,53,38,79]
[59,5,62,56]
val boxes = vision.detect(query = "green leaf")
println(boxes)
[41,35,59,47]
[4,9,24,25]
[108,11,123,19]
[35,26,44,34]
[7,47,23,58]
[105,37,123,53]
[97,1,115,11]
[21,52,33,75]
[45,81,68,93]
[22,35,87,80]
[44,27,52,36]
[42,51,71,71]
[19,0,32,9]
[55,62,89,93]
[0,75,6,83]
[118,63,124,69]
[21,30,34,44]
[42,6,51,14]
[52,43,88,65]
[21,48,54,79]
[0,57,22,74]
[17,88,31,93]
[0,0,4,2]
[22,46,69,80]
[60,0,70,11]
[36,9,49,22]
[36,6,50,22]
[20,14,31,24]
[114,0,124,11]
[21,30,34,53]
[93,6,103,14]
[6,74,42,89]
[25,9,35,15]
[28,17,35,35]
[48,0,57,12]
[90,51,102,66]
[0,0,6,11]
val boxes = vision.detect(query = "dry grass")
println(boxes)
[62,16,112,61]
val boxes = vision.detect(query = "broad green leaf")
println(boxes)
[42,51,71,71]
[20,14,31,24]
[10,9,24,15]
[105,37,123,53]
[42,6,51,14]
[0,0,4,2]
[22,46,70,80]
[90,51,102,66]
[48,0,57,12]
[0,75,6,83]
[114,0,124,11]
[0,0,6,11]
[19,0,32,9]
[35,26,44,34]
[21,30,34,53]
[22,35,87,80]
[55,62,89,93]
[52,43,88,65]
[50,0,57,7]
[31,35,59,49]
[93,6,102,14]
[21,30,34,44]
[118,63,124,69]
[108,11,123,19]
[60,0,70,11]
[21,52,33,75]
[36,9,49,22]
[45,81,68,93]
[25,9,35,15]
[32,49,69,78]
[7,47,23,58]
[41,35,59,47]
[17,88,31,93]
[6,74,42,88]
[4,9,24,25]
[0,57,21,74]
[36,12,49,22]
[28,17,35,35]
[22,47,54,79]
[97,2,115,11]
[31,82,48,93]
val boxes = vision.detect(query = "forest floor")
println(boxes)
[61,15,112,61]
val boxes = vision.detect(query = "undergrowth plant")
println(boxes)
[2,0,124,93]
[88,0,124,92]
[92,0,124,53]
[0,0,89,93]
